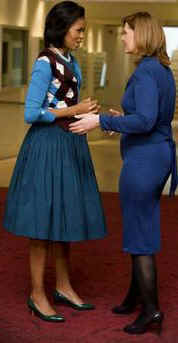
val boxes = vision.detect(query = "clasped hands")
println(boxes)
[69,98,122,135]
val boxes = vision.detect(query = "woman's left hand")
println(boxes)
[69,113,100,135]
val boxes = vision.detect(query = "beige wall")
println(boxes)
[0,0,178,74]
[0,0,177,90]
[81,1,178,24]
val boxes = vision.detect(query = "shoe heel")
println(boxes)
[27,297,65,322]
[123,311,164,335]
[152,312,164,335]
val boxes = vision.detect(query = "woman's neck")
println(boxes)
[51,46,69,58]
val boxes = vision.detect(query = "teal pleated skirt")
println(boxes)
[3,123,107,241]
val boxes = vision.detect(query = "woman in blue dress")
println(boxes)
[70,12,177,334]
[3,1,107,322]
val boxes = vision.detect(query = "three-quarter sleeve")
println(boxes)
[25,59,56,123]
[100,67,159,134]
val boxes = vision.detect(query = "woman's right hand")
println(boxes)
[77,98,100,114]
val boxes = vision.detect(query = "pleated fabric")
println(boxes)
[3,123,107,241]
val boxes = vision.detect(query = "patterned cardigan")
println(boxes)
[25,48,82,131]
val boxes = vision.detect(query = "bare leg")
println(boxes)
[54,242,83,305]
[30,239,57,315]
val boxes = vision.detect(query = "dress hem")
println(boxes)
[3,226,107,242]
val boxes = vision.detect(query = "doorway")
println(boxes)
[2,28,28,87]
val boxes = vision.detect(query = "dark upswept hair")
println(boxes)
[44,1,85,49]
[121,12,170,66]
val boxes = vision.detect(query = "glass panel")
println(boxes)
[163,27,178,59]
[13,47,22,69]
[163,27,178,120]
[2,28,28,87]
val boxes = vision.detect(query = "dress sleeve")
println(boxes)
[99,67,159,134]
[24,58,56,123]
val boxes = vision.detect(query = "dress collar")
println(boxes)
[49,47,71,63]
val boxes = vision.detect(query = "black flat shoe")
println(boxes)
[112,303,138,315]
[112,297,141,315]
[123,311,164,335]
[27,297,65,322]
[53,290,95,311]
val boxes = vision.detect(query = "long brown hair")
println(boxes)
[121,12,170,66]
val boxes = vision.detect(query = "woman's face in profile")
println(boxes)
[64,18,86,50]
[121,22,135,54]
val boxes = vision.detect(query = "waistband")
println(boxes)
[54,117,78,131]
[32,117,78,131]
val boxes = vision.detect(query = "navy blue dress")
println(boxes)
[3,50,107,242]
[100,57,177,254]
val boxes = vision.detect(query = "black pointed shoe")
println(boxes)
[112,297,141,315]
[123,311,164,335]
[27,298,65,322]
[53,290,95,311]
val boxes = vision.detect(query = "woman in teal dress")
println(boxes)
[3,1,107,322]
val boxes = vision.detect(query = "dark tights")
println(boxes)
[125,254,159,314]
[123,255,163,334]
